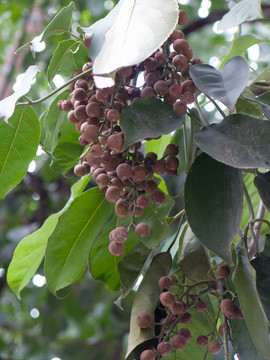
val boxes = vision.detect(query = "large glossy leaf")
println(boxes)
[254,171,270,213]
[0,66,40,123]
[16,2,75,56]
[91,0,178,87]
[178,227,211,282]
[195,114,270,169]
[120,99,185,148]
[220,35,268,69]
[233,241,270,358]
[45,187,115,293]
[184,153,243,263]
[0,107,40,200]
[7,175,91,298]
[89,193,174,291]
[126,252,172,359]
[190,56,249,111]
[252,235,270,322]
[50,120,82,174]
[217,0,264,31]
[47,40,88,85]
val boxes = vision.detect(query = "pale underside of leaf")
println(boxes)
[218,0,264,31]
[0,66,40,123]
[92,0,178,87]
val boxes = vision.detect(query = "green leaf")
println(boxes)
[120,99,185,148]
[236,87,263,118]
[42,89,71,153]
[0,107,40,200]
[254,91,270,120]
[145,134,171,159]
[0,66,40,123]
[178,226,211,282]
[90,0,179,87]
[220,35,268,69]
[45,187,114,293]
[16,2,75,56]
[254,171,270,213]
[126,252,172,359]
[50,120,82,174]
[232,240,270,358]
[217,0,264,31]
[89,193,174,291]
[252,235,270,322]
[47,40,88,86]
[190,56,249,111]
[184,153,243,263]
[195,114,270,169]
[7,174,91,298]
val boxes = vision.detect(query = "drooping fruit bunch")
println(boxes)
[57,9,200,256]
[137,263,244,359]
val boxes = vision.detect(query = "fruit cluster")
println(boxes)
[57,10,200,255]
[136,265,244,359]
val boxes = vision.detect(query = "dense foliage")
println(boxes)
[1,1,270,359]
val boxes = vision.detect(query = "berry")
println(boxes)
[173,39,190,53]
[136,195,150,209]
[169,83,182,98]
[107,109,120,123]
[116,163,132,180]
[178,10,189,25]
[159,291,175,307]
[196,335,208,346]
[208,340,221,354]
[154,80,169,96]
[115,199,130,217]
[75,79,89,91]
[220,299,235,316]
[84,34,93,48]
[74,105,88,121]
[68,110,78,124]
[73,88,86,101]
[151,190,165,205]
[86,101,100,118]
[153,160,166,175]
[171,334,187,350]
[173,101,187,114]
[172,54,188,70]
[83,125,99,143]
[145,180,158,194]
[90,144,103,158]
[132,165,147,182]
[196,300,207,312]
[140,349,156,360]
[181,91,194,105]
[109,227,128,243]
[141,86,156,99]
[157,342,171,356]
[74,164,88,177]
[158,276,172,289]
[108,241,125,256]
[136,312,152,328]
[166,156,179,171]
[179,312,191,324]
[168,274,179,283]
[135,223,150,238]
[216,265,230,278]
[165,144,179,156]
[96,173,110,187]
[178,328,191,340]
[170,301,185,315]
[105,186,121,203]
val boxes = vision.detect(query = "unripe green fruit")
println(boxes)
[136,312,151,328]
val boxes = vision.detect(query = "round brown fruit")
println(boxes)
[108,241,125,256]
[196,300,207,312]
[105,186,121,203]
[136,312,152,328]
[216,265,230,278]
[135,223,150,237]
[208,340,221,354]
[158,276,172,289]
[196,335,208,346]
[171,334,187,350]
[140,349,156,360]
[159,291,175,307]
[178,328,191,340]
[157,342,171,356]
[109,227,128,243]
